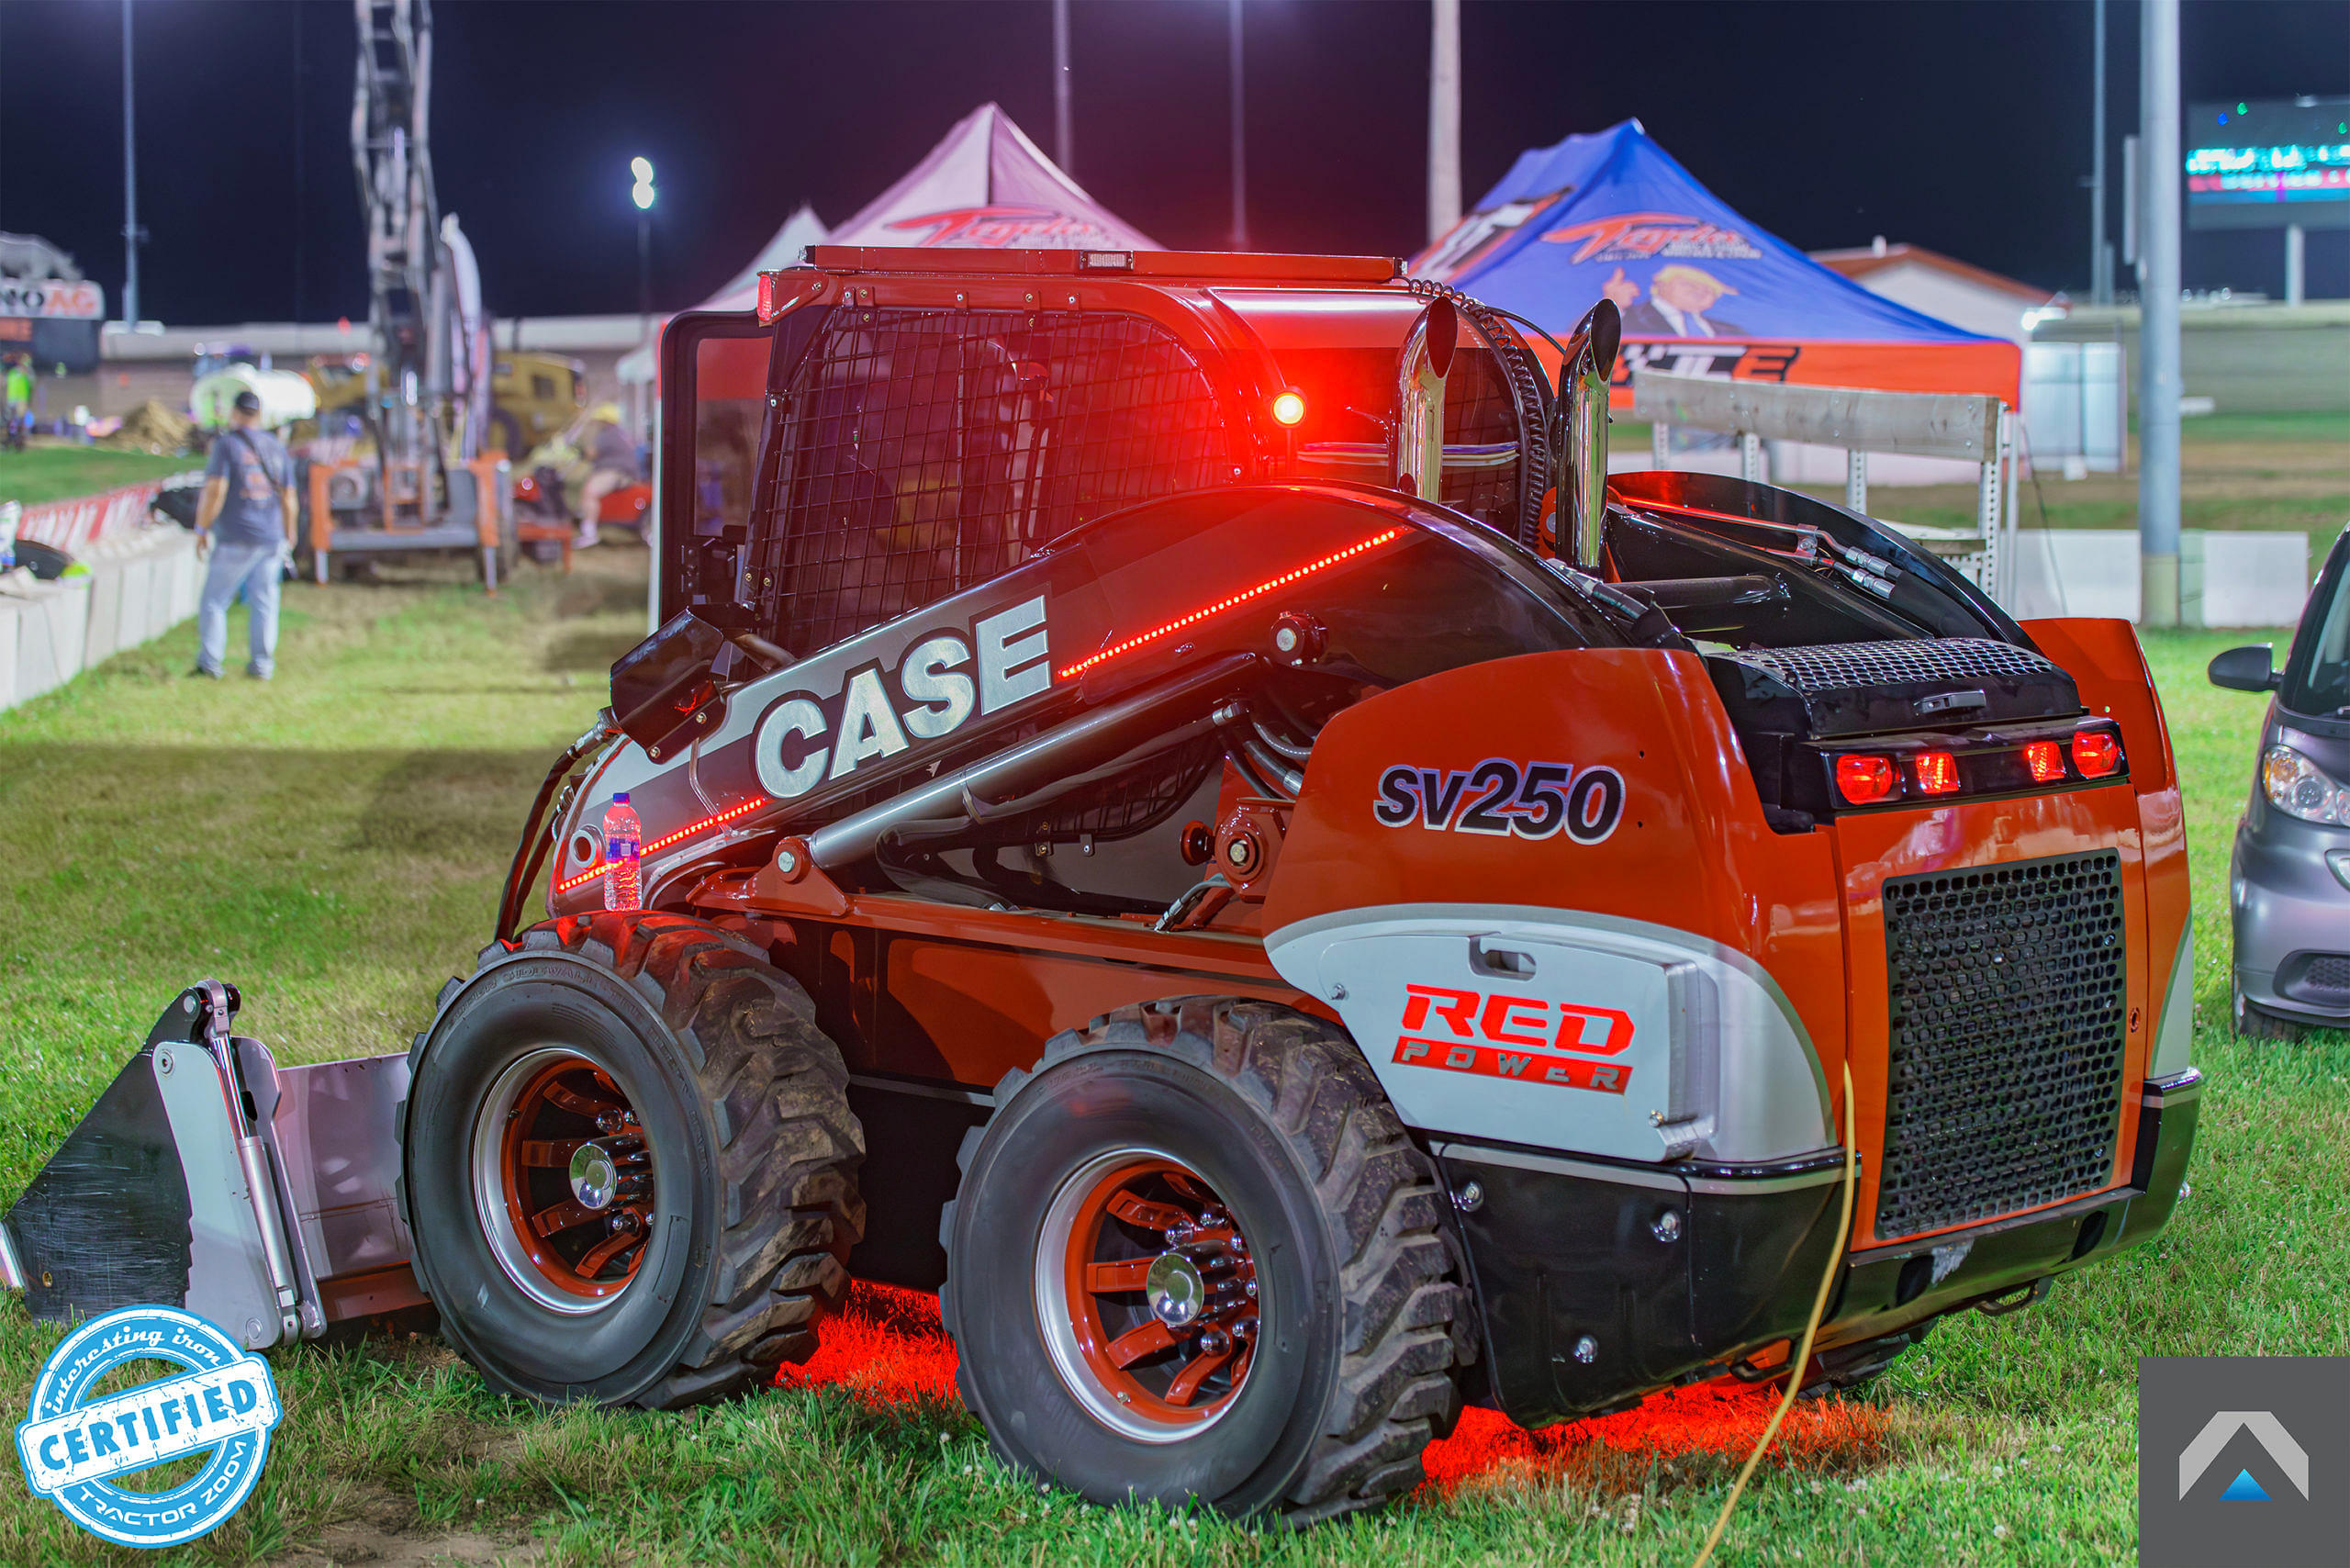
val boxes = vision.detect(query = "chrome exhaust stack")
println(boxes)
[1394,295,1459,501]
[1555,298,1622,570]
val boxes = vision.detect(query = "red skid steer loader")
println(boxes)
[3,248,2199,1525]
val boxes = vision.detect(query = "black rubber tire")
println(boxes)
[940,997,1464,1525]
[2232,977,2307,1041]
[403,912,863,1409]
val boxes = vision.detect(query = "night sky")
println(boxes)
[2,0,2344,326]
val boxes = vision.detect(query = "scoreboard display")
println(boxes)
[2186,96,2350,230]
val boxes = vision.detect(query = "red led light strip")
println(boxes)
[1057,529,1404,681]
[554,796,768,894]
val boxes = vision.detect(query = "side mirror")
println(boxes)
[2208,644,2280,693]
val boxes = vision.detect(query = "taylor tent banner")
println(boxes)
[619,205,828,384]
[824,102,1160,252]
[1414,120,2020,409]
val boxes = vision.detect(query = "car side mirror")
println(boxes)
[2208,644,2280,693]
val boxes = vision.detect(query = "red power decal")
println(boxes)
[1392,1036,1631,1095]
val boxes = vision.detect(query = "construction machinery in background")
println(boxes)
[3,249,2199,1526]
[308,347,587,460]
[305,0,512,587]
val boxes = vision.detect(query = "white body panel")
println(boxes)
[1267,904,1831,1166]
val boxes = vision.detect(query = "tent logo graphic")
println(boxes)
[1539,211,1763,265]
[886,206,1125,251]
[2177,1410,2309,1502]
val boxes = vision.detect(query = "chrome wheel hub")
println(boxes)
[568,1140,620,1210]
[1146,1252,1205,1328]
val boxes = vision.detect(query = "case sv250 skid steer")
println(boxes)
[4,248,2199,1524]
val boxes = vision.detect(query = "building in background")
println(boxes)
[1809,238,2058,343]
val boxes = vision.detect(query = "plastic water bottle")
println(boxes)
[602,793,642,912]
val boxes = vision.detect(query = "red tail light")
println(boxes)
[1914,751,1961,795]
[1836,755,1897,804]
[756,271,778,323]
[2021,739,2066,783]
[2072,729,2123,778]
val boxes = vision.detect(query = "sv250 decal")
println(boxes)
[1372,759,1625,844]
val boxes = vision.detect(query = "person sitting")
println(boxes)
[575,403,640,547]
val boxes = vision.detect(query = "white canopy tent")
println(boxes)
[616,205,828,385]
[823,101,1159,252]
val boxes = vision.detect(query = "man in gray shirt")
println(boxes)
[192,389,297,679]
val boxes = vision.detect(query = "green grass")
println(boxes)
[0,445,193,508]
[2175,410,2350,445]
[2,550,2344,1564]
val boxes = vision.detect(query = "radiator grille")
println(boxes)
[1736,638,2058,696]
[1876,850,2127,1238]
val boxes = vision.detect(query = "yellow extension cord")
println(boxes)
[1689,1062,1859,1568]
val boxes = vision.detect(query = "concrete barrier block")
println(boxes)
[2200,532,2312,628]
[2007,531,2142,622]
[0,599,22,708]
[84,566,123,666]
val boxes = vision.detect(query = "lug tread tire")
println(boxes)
[948,997,1464,1525]
[433,913,863,1410]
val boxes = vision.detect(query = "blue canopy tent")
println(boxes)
[1414,120,2020,409]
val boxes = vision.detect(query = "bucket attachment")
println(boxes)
[0,980,426,1350]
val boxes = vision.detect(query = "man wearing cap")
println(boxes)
[575,402,639,548]
[191,388,297,679]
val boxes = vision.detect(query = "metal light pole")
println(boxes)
[1053,0,1073,175]
[121,0,140,326]
[1428,0,1461,244]
[1228,0,1247,251]
[631,157,655,437]
[2088,0,2109,304]
[2138,0,2182,627]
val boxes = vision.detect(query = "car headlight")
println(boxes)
[2262,745,2350,824]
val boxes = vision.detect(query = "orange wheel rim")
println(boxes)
[476,1049,655,1310]
[1040,1151,1260,1438]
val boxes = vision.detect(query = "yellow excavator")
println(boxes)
[305,347,584,457]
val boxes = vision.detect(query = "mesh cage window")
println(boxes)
[749,308,1243,656]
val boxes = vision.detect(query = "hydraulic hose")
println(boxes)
[1689,1061,1858,1568]
[494,711,618,945]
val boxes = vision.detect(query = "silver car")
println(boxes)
[2213,530,2350,1039]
